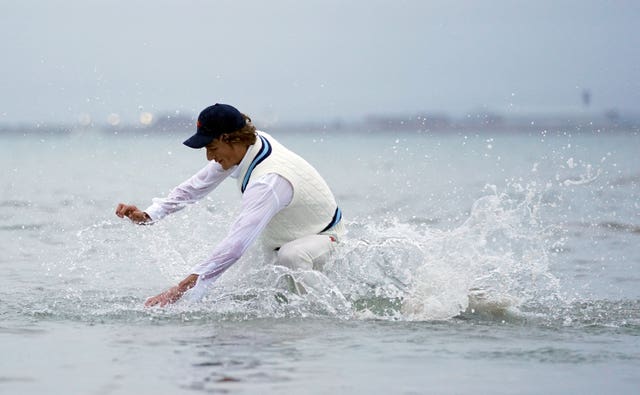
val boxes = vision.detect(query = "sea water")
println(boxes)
[1,126,639,394]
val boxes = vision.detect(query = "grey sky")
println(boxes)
[1,0,638,125]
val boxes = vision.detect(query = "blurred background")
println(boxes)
[1,0,639,132]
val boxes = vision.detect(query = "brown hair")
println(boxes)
[219,114,257,146]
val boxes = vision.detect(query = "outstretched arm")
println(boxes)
[144,161,232,221]
[143,174,293,307]
[116,161,232,225]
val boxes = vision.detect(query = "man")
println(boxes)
[115,103,343,307]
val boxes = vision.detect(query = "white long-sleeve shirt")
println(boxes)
[144,159,293,284]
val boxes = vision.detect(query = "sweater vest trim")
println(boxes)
[240,135,272,193]
[321,206,343,233]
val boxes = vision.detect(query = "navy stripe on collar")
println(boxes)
[241,135,273,193]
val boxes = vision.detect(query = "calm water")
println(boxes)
[1,127,639,394]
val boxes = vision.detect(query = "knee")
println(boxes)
[276,244,313,271]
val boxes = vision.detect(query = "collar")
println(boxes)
[229,138,261,179]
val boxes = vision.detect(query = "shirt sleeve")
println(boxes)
[144,160,232,221]
[189,173,293,284]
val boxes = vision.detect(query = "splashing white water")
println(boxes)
[327,183,561,321]
[41,176,571,323]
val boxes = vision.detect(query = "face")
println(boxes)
[205,136,247,170]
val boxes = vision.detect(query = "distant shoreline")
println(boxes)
[1,111,638,135]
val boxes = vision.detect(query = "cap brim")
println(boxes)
[183,132,214,149]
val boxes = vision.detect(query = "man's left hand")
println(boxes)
[144,286,183,307]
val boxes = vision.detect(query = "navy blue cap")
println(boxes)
[183,104,246,148]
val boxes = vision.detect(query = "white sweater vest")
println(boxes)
[236,132,341,249]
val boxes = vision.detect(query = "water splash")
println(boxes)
[34,183,564,324]
[34,152,637,327]
[329,182,561,321]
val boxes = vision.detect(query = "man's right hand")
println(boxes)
[115,203,151,224]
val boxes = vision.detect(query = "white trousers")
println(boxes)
[186,225,343,301]
[275,233,337,271]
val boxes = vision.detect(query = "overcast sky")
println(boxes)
[1,0,638,125]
